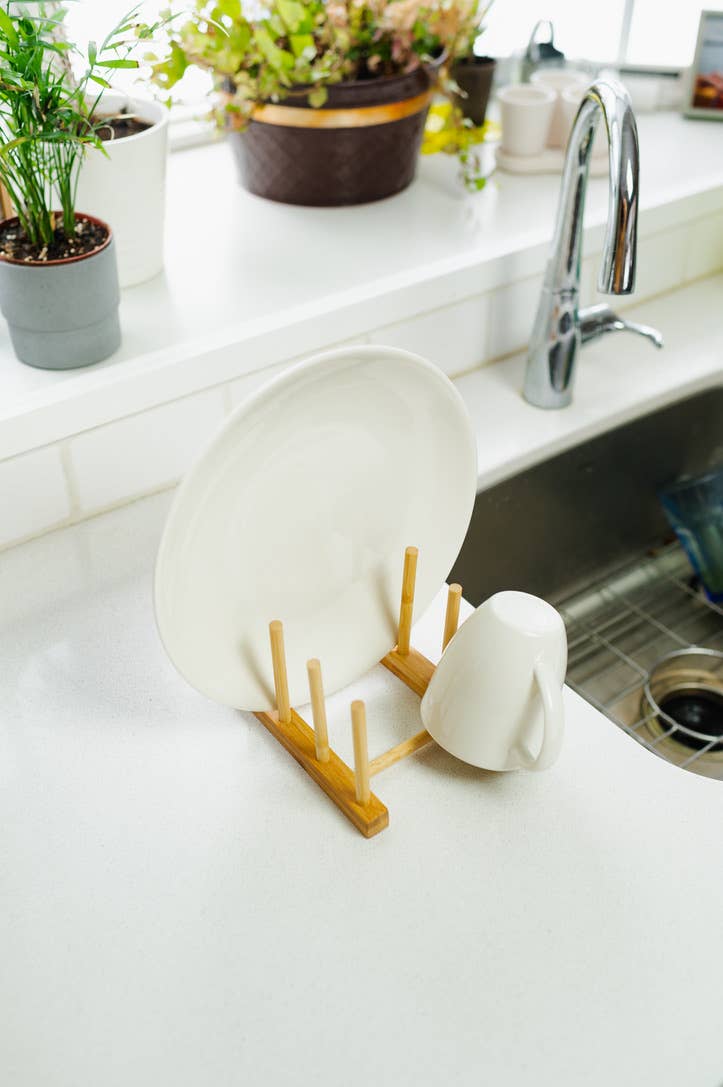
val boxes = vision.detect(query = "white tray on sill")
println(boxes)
[495,146,608,176]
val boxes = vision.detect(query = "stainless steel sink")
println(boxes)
[451,387,723,777]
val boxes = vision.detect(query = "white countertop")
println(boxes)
[3,489,723,1087]
[3,111,723,459]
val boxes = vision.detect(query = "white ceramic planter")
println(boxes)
[76,94,169,288]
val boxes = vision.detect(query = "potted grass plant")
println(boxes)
[0,4,160,368]
[153,0,488,207]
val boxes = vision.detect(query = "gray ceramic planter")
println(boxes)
[0,214,121,370]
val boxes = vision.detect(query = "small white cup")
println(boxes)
[531,68,590,148]
[498,83,557,157]
[421,591,567,771]
[560,84,607,157]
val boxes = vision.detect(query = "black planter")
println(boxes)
[452,56,497,127]
[228,68,433,207]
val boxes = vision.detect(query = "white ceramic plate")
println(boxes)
[154,345,477,710]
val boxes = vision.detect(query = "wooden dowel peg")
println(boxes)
[369,728,433,775]
[397,546,418,657]
[351,700,370,804]
[306,658,330,763]
[269,620,291,724]
[442,583,462,651]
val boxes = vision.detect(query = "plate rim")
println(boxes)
[154,343,478,708]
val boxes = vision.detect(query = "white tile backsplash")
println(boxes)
[228,362,289,407]
[68,387,226,513]
[369,294,491,376]
[630,224,688,303]
[483,275,541,362]
[0,445,70,548]
[228,338,372,408]
[592,225,688,311]
[684,212,723,282]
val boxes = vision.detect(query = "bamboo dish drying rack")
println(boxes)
[254,546,463,838]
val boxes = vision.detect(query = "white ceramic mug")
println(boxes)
[530,68,590,147]
[421,591,567,771]
[498,84,556,157]
[561,85,606,157]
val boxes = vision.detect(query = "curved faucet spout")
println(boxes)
[544,80,639,302]
[596,84,639,294]
[523,78,658,410]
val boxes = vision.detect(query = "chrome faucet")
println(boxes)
[523,79,663,410]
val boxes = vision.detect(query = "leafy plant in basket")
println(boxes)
[0,3,163,369]
[152,0,491,205]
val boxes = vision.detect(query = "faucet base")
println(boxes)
[522,386,573,410]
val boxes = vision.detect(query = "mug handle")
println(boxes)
[520,659,565,771]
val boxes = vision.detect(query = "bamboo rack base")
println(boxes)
[253,548,462,838]
[253,645,437,838]
[381,646,436,697]
[254,706,390,838]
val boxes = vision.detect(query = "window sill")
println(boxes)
[1,111,722,468]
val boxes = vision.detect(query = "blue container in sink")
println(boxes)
[660,465,723,603]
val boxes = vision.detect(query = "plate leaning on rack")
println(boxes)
[155,345,477,711]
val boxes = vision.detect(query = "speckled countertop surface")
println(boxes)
[2,490,723,1087]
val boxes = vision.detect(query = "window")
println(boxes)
[483,0,723,70]
[625,2,718,68]
[64,0,160,91]
[482,1,627,65]
[62,1,723,113]
[63,0,211,105]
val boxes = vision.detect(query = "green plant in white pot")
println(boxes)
[0,4,158,369]
[74,87,169,288]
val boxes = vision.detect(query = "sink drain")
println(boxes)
[642,648,723,752]
[657,690,723,749]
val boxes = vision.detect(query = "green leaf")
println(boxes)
[98,58,139,69]
[0,133,33,154]
[88,40,97,66]
[276,1,307,34]
[151,39,188,88]
[266,13,285,37]
[289,33,314,58]
[0,9,19,47]
[88,73,111,88]
[213,0,242,19]
[307,86,327,108]
[254,25,293,72]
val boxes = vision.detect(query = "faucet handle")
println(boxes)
[579,303,664,349]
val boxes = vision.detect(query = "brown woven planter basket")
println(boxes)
[228,68,433,207]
